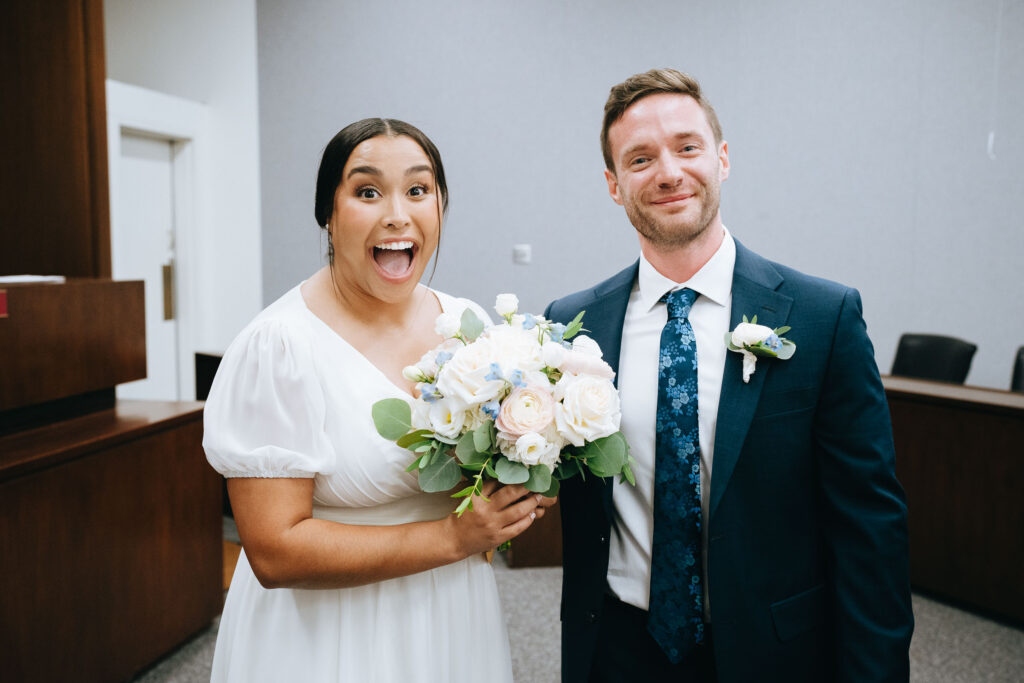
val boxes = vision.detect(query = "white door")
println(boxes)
[112,132,179,400]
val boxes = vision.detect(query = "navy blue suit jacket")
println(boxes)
[545,240,913,682]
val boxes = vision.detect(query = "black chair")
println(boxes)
[890,333,977,384]
[1012,346,1024,393]
[195,352,231,516]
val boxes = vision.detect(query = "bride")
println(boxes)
[203,118,554,682]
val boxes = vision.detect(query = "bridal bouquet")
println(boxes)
[372,294,634,515]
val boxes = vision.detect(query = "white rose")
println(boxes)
[434,312,462,338]
[494,293,519,317]
[496,384,556,439]
[435,337,504,406]
[731,322,774,347]
[554,374,621,447]
[542,341,568,369]
[484,324,545,373]
[571,335,603,357]
[415,337,461,378]
[428,399,467,441]
[402,365,424,382]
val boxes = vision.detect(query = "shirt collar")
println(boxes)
[637,226,736,313]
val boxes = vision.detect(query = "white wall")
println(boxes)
[255,0,1022,389]
[104,0,263,356]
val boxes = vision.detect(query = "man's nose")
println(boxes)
[654,152,685,187]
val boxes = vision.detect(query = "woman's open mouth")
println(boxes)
[372,240,416,279]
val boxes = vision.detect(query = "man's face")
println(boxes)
[605,93,729,250]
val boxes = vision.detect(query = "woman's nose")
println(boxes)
[382,194,410,228]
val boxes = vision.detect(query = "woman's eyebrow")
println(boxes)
[406,164,433,176]
[346,165,381,178]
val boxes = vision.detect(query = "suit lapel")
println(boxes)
[709,242,792,522]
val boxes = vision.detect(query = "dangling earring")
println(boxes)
[327,230,334,265]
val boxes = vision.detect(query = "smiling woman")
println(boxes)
[201,118,555,682]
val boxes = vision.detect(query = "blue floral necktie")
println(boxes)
[648,287,704,663]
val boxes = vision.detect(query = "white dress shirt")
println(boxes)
[606,228,735,620]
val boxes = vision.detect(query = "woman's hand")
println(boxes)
[447,481,554,558]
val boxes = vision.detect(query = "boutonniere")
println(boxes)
[724,315,796,383]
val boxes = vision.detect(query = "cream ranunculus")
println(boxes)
[428,398,467,441]
[541,340,568,369]
[494,293,519,317]
[434,337,504,406]
[731,322,774,348]
[571,335,602,356]
[484,324,545,373]
[554,374,621,447]
[496,384,556,440]
[559,349,615,380]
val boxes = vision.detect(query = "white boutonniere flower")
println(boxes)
[724,315,796,383]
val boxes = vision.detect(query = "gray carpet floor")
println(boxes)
[131,547,1024,683]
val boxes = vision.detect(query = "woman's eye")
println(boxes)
[408,185,427,197]
[357,187,380,199]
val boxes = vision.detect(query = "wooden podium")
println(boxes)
[0,280,223,682]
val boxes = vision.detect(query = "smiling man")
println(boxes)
[545,69,914,682]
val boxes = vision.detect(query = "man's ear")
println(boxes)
[718,140,730,182]
[605,168,624,206]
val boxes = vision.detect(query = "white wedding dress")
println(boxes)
[203,285,513,682]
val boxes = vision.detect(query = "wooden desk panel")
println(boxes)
[0,401,221,683]
[884,376,1024,623]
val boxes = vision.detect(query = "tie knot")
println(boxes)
[662,288,697,320]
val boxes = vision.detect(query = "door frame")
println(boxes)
[106,80,209,401]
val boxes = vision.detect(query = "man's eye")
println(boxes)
[631,157,649,166]
[681,145,698,153]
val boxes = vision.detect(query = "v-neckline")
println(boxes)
[296,284,448,399]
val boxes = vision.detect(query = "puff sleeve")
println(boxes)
[203,320,334,478]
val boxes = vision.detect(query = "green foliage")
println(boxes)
[542,477,560,497]
[524,464,552,493]
[460,308,485,341]
[581,432,629,478]
[455,432,489,465]
[472,421,493,453]
[395,429,433,449]
[371,399,413,440]
[561,310,586,340]
[418,452,462,492]
[495,458,529,484]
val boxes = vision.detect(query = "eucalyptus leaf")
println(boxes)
[485,462,498,478]
[542,478,560,497]
[473,421,493,453]
[418,454,462,492]
[776,342,796,360]
[460,308,485,341]
[774,325,791,336]
[455,497,473,516]
[562,310,586,340]
[371,398,413,440]
[494,458,529,484]
[524,464,552,493]
[395,429,433,449]
[456,432,489,464]
[405,455,424,472]
[582,432,628,478]
[413,442,433,453]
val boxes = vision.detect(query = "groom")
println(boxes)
[545,69,914,682]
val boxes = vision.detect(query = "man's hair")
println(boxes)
[600,68,723,173]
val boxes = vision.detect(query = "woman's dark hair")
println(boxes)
[314,118,449,228]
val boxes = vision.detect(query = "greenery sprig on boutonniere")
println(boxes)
[724,315,796,383]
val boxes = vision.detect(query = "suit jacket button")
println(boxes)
[586,611,597,623]
[598,535,607,544]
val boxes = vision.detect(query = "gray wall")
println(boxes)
[257,0,1023,390]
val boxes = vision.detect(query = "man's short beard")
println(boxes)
[625,190,720,250]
